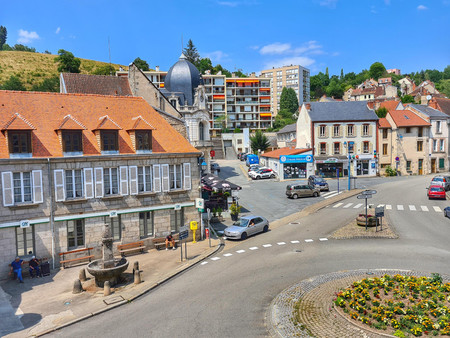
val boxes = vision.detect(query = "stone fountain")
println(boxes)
[86,223,129,287]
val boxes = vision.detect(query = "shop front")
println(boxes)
[314,156,349,178]
[354,154,377,176]
[279,154,315,180]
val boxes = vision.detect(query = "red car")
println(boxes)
[428,185,446,200]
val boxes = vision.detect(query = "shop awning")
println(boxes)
[260,113,272,117]
[201,173,242,191]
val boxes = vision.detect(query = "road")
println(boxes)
[49,173,450,337]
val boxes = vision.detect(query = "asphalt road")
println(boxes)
[49,172,450,338]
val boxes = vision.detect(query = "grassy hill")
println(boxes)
[0,51,129,90]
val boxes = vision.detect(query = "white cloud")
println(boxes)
[204,50,229,62]
[260,43,291,55]
[217,1,239,6]
[417,4,428,10]
[17,29,39,44]
[55,27,60,34]
[249,45,259,50]
[319,0,338,8]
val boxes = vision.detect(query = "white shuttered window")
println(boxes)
[183,163,191,190]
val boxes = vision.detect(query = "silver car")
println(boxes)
[223,215,269,240]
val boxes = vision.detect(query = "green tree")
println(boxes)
[44,50,51,54]
[443,66,450,80]
[436,79,450,98]
[375,107,388,118]
[31,76,60,92]
[1,75,26,91]
[280,87,299,114]
[250,130,270,153]
[234,69,247,78]
[0,26,7,50]
[13,44,36,52]
[93,64,116,75]
[55,49,81,73]
[369,62,386,80]
[325,67,329,78]
[271,109,296,131]
[340,68,344,80]
[213,64,232,77]
[326,78,344,98]
[2,43,12,51]
[424,69,442,83]
[401,95,415,104]
[197,57,213,74]
[133,57,149,71]
[183,39,200,66]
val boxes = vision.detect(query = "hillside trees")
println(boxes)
[280,87,299,114]
[369,62,386,80]
[133,57,149,71]
[55,49,81,73]
[0,26,6,50]
[1,75,26,91]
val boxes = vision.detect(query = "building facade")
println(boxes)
[0,90,201,277]
[260,65,311,115]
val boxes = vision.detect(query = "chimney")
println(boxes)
[428,98,438,110]
[155,66,160,71]
[232,72,236,78]
[250,72,256,77]
[305,103,311,110]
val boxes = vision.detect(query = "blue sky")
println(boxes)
[2,0,449,76]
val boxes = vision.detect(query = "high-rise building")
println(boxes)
[260,65,310,115]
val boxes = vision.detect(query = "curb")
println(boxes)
[34,239,224,337]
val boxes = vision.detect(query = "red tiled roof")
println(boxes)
[61,73,132,96]
[0,90,198,158]
[378,118,391,129]
[432,98,450,115]
[2,113,36,130]
[94,115,122,130]
[379,100,401,112]
[261,147,311,159]
[388,110,431,127]
[57,115,87,130]
[129,116,155,130]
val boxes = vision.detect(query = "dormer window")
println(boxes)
[62,131,82,153]
[101,131,118,151]
[136,131,152,151]
[127,116,155,154]
[9,131,31,154]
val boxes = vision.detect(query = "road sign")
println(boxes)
[179,225,189,233]
[179,231,189,240]
[195,198,204,209]
[362,190,377,195]
[375,207,384,217]
[357,194,372,199]
[20,220,30,228]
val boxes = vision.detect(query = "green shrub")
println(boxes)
[385,166,397,176]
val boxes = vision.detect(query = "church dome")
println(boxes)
[164,54,203,106]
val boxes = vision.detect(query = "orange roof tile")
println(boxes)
[2,113,36,130]
[94,115,122,130]
[378,118,391,129]
[57,114,87,130]
[379,100,401,112]
[261,147,311,159]
[129,116,155,130]
[0,90,198,158]
[388,110,431,128]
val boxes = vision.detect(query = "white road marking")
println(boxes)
[409,205,416,211]
[201,262,208,265]
[397,205,404,210]
[290,240,300,244]
[305,239,314,242]
[433,206,442,212]
[262,244,272,248]
[211,257,220,261]
[343,203,353,208]
[324,193,339,199]
[249,247,258,250]
[333,203,343,208]
[223,253,232,257]
[277,242,286,245]
[386,205,392,210]
[421,206,429,212]
[353,203,363,208]
[377,204,385,208]
[236,250,245,253]
[319,238,328,241]
[322,191,336,197]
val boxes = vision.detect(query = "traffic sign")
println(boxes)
[179,231,189,240]
[375,207,384,217]
[179,225,189,233]
[362,190,377,195]
[357,194,372,199]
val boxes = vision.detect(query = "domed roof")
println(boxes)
[164,54,203,106]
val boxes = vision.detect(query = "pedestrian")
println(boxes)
[29,256,40,278]
[165,234,176,250]
[9,257,24,283]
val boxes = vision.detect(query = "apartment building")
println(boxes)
[117,67,167,89]
[260,65,311,115]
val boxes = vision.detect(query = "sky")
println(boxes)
[1,0,449,76]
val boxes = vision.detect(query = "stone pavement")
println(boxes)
[0,236,222,338]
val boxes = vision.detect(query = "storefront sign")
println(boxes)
[279,154,313,164]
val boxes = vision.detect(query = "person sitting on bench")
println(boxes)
[165,234,176,250]
[29,256,40,278]
[9,257,24,283]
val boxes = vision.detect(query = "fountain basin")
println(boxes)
[86,258,129,287]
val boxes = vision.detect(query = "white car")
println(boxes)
[248,166,267,178]
[250,168,276,180]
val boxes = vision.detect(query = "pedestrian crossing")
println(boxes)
[322,190,344,199]
[329,202,445,213]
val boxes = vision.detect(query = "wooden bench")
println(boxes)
[153,234,180,250]
[59,247,94,269]
[117,241,146,256]
[8,257,48,279]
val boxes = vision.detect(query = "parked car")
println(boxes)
[248,164,260,172]
[427,185,446,200]
[431,176,450,191]
[286,184,320,199]
[223,215,269,240]
[248,166,268,177]
[210,162,220,172]
[240,154,248,161]
[251,168,276,180]
[308,175,329,191]
[444,207,450,218]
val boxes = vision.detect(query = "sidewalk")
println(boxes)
[1,237,222,338]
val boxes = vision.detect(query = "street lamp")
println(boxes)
[201,161,207,175]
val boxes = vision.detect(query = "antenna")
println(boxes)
[108,36,112,75]
[181,34,183,53]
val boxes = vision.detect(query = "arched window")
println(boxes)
[199,121,205,141]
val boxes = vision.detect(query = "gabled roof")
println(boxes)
[0,90,198,158]
[388,110,431,127]
[379,100,403,112]
[128,116,155,130]
[306,101,378,122]
[2,113,36,130]
[378,118,392,129]
[261,147,311,159]
[277,123,296,134]
[61,73,132,96]
[432,98,450,115]
[94,115,122,130]
[407,104,448,119]
[57,114,87,130]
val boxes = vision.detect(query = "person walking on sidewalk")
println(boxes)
[9,257,24,283]
[165,234,176,250]
[29,256,40,278]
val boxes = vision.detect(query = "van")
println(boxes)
[286,184,320,199]
[246,154,259,167]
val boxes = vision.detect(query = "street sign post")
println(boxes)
[357,194,372,199]
[362,190,377,195]
[357,193,374,230]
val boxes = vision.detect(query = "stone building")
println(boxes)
[0,90,201,277]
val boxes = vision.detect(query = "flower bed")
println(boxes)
[333,274,450,337]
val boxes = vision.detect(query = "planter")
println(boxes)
[210,216,224,223]
[356,215,378,227]
[231,213,239,221]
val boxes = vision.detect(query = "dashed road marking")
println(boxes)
[397,205,404,210]
[305,239,314,243]
[290,240,300,244]
[354,203,363,208]
[386,205,392,210]
[262,244,272,248]
[277,242,286,245]
[433,206,442,212]
[236,250,245,253]
[377,204,385,208]
[319,238,328,241]
[201,262,208,265]
[249,247,258,250]
[343,203,353,208]
[421,206,429,212]
[409,205,416,211]
[223,253,232,257]
[211,257,220,261]
[322,191,337,197]
[324,193,339,199]
[333,203,343,208]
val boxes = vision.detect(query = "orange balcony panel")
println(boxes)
[260,104,271,108]
[260,113,272,117]
[213,95,225,99]
[259,88,271,91]
[259,96,271,100]
[159,83,165,88]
